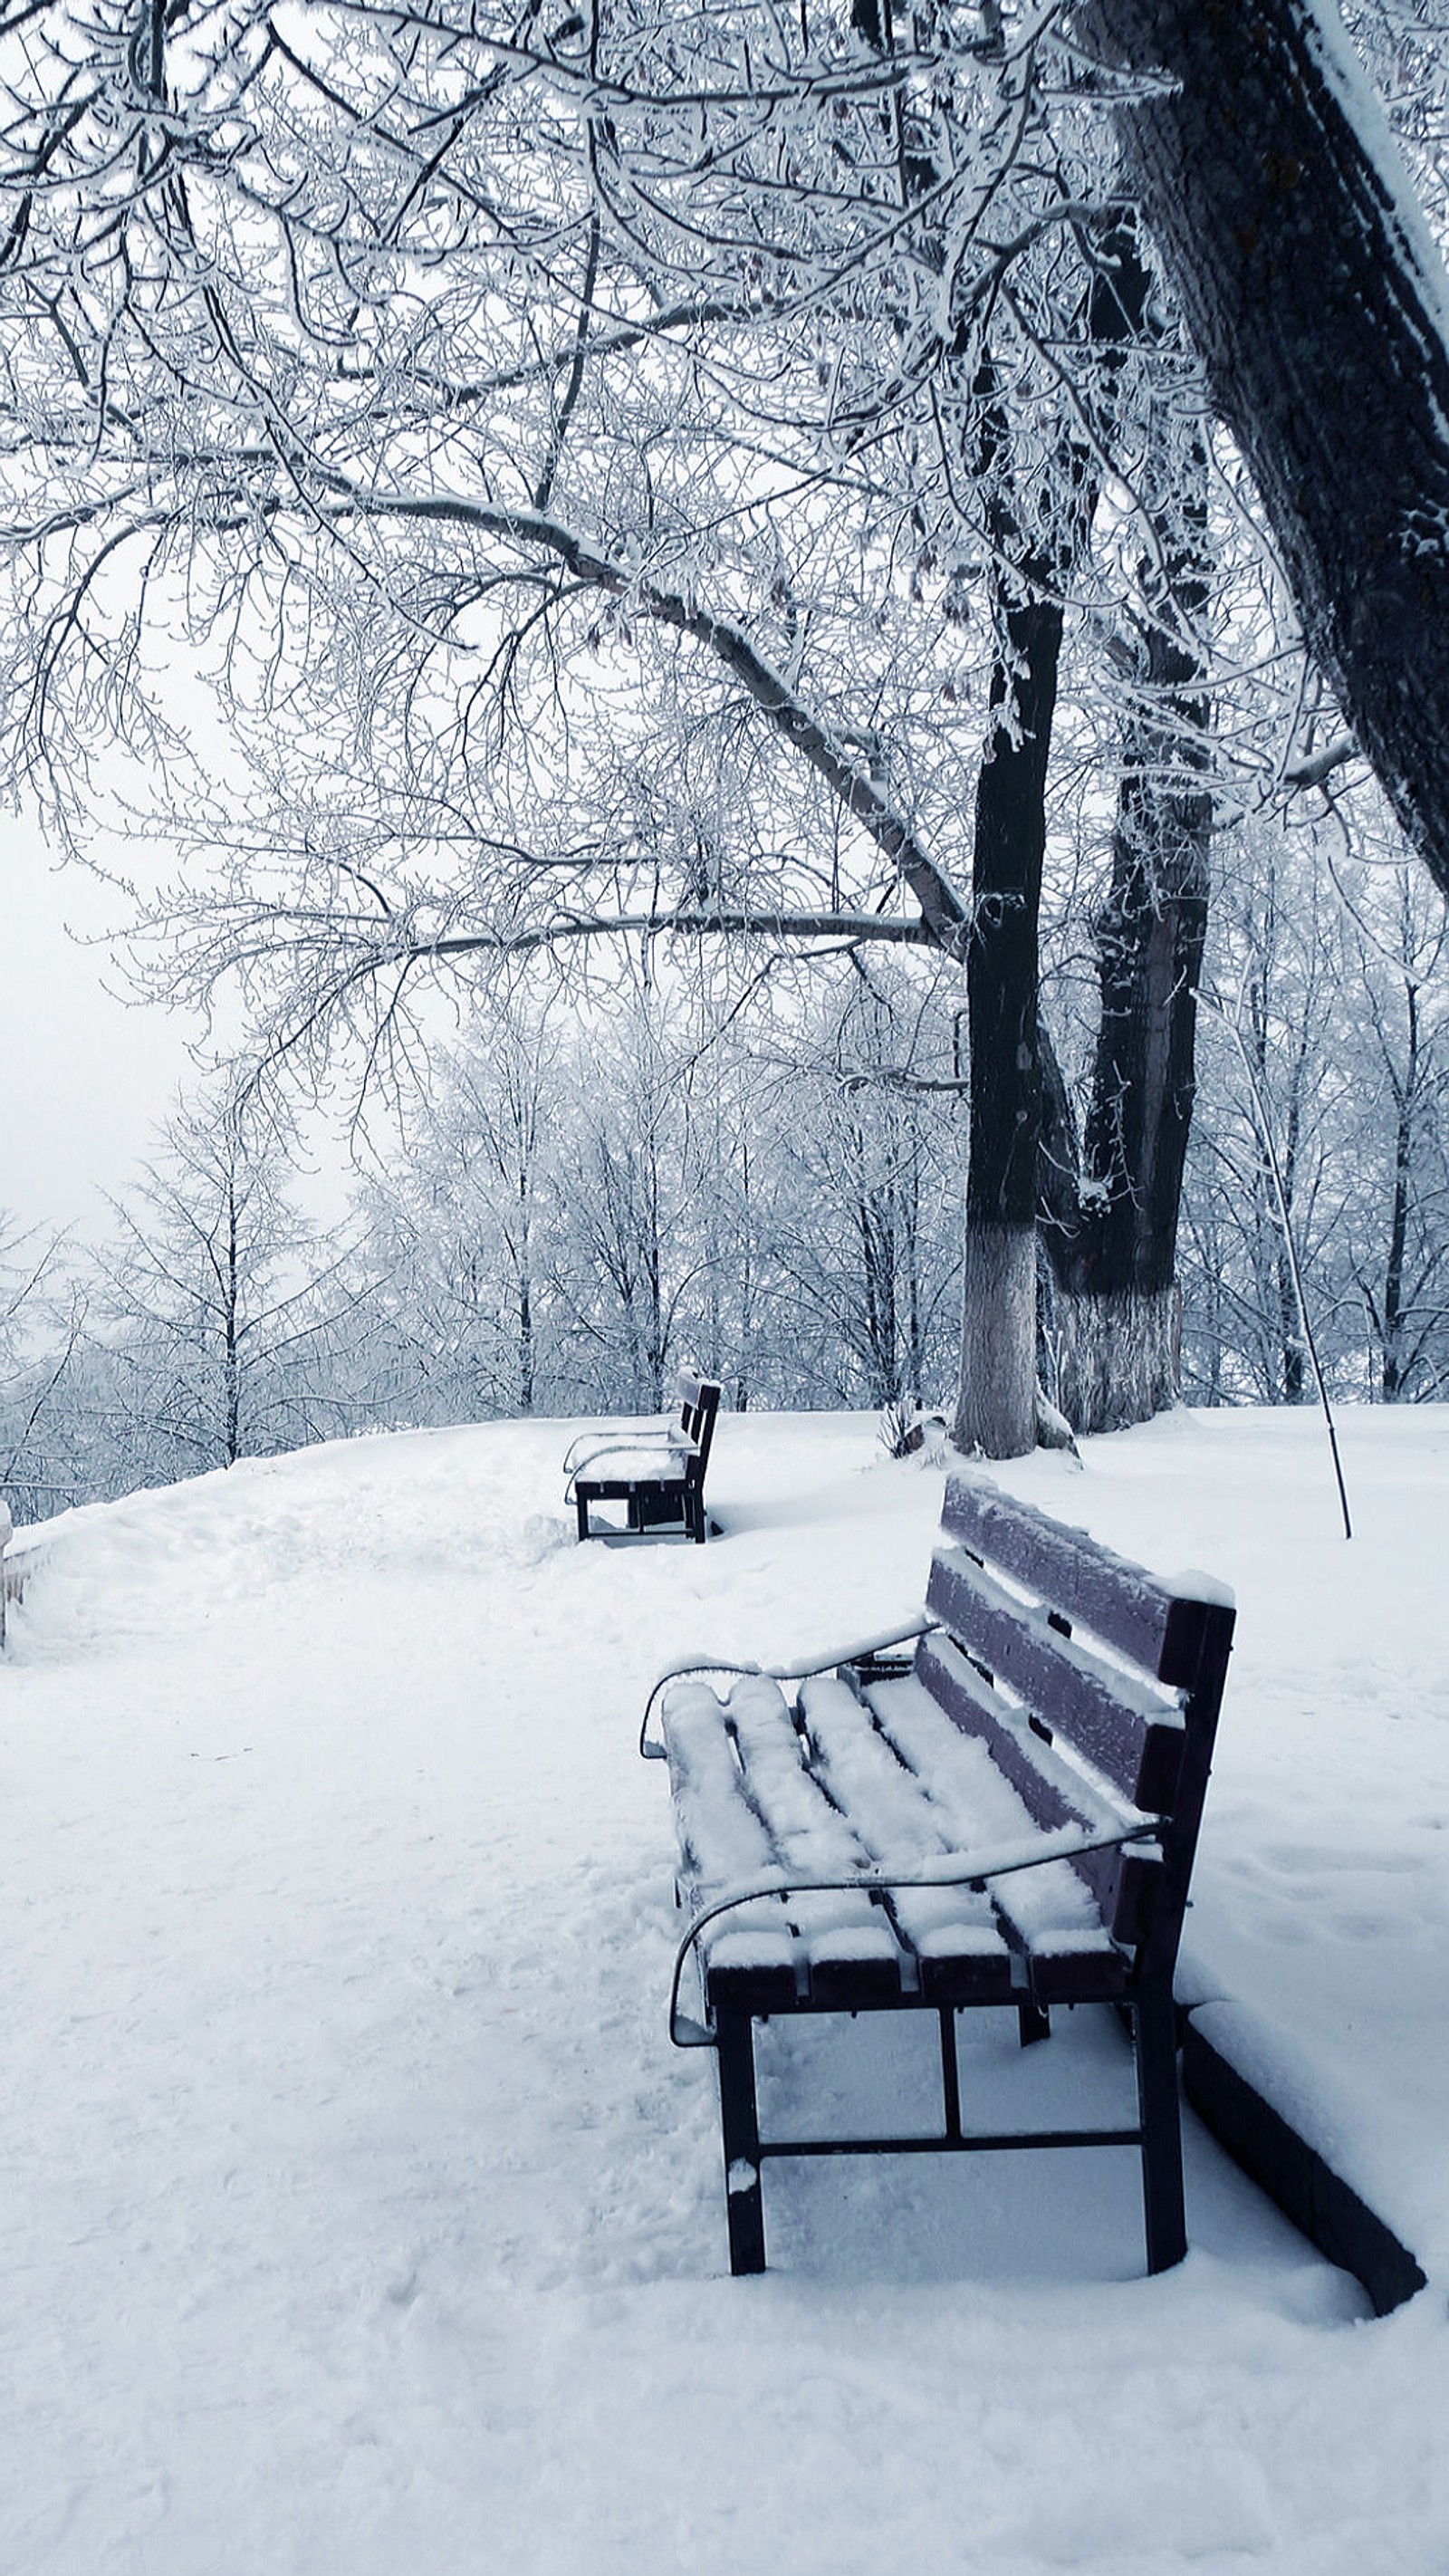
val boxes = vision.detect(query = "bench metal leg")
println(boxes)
[715,2012,766,2274]
[575,1494,590,1542]
[940,2008,962,2140]
[1135,1986,1187,2273]
[1018,1999,1051,2047]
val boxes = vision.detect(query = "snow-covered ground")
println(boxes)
[3,1406,1448,2574]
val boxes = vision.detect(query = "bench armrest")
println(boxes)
[667,1819,1161,2044]
[561,1415,676,1475]
[564,1430,696,1499]
[638,1615,936,1758]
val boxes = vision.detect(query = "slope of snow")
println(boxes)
[984,1405,1449,2285]
[2,1407,1446,2574]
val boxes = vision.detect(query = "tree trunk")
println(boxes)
[953,586,1066,1457]
[1379,981,1416,1399]
[955,1220,1039,1456]
[1039,459,1213,1432]
[955,240,1179,1456]
[1045,1282,1180,1432]
[1085,0,1449,896]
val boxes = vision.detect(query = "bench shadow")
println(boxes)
[750,2004,1366,2300]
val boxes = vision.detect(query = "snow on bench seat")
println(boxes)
[663,1677,903,2009]
[801,1671,1125,1999]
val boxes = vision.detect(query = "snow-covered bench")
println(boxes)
[641,1475,1235,2276]
[565,1371,721,1545]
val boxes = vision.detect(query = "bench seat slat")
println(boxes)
[925,1548,1186,1810]
[662,1682,780,1891]
[664,1677,907,2006]
[697,1901,801,2014]
[798,1677,1015,2000]
[863,1672,1127,1981]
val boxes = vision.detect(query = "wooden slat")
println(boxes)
[799,1677,1015,2000]
[662,1682,778,1894]
[665,1677,906,2008]
[925,1549,1185,1812]
[906,1637,1162,1946]
[686,1379,721,1480]
[941,1476,1223,1683]
[1030,1944,1129,2003]
[862,1670,1130,1980]
[699,1903,801,2014]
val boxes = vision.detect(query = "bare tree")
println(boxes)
[0,1212,82,1521]
[91,1090,366,1475]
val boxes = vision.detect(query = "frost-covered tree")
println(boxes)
[6,0,1449,1461]
[355,1006,561,1424]
[763,968,965,1409]
[91,1091,365,1477]
[0,1214,82,1522]
[1179,824,1449,1405]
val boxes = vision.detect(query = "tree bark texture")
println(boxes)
[1045,1281,1180,1432]
[954,262,1142,1457]
[1084,0,1449,897]
[954,591,1065,1456]
[954,1219,1040,1456]
[1038,443,1213,1432]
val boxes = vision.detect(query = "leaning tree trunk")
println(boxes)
[1084,0,1449,897]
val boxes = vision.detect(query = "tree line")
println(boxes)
[3,806,1446,1523]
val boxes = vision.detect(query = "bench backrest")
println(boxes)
[921,1476,1235,1981]
[676,1372,722,1485]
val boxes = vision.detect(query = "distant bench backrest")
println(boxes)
[917,1477,1236,1975]
[676,1373,722,1488]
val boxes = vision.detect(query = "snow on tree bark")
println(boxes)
[1083,0,1449,897]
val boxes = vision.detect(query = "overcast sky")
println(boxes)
[2,815,197,1237]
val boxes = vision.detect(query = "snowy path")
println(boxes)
[3,1412,1447,2574]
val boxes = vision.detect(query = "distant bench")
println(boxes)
[641,1475,1234,2275]
[564,1371,721,1545]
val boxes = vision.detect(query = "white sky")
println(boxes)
[2,811,389,1245]
[1,812,198,1236]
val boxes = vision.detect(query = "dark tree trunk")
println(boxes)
[1084,0,1449,895]
[1040,438,1214,1433]
[1380,985,1417,1399]
[954,590,1065,1457]
[952,284,1129,1460]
